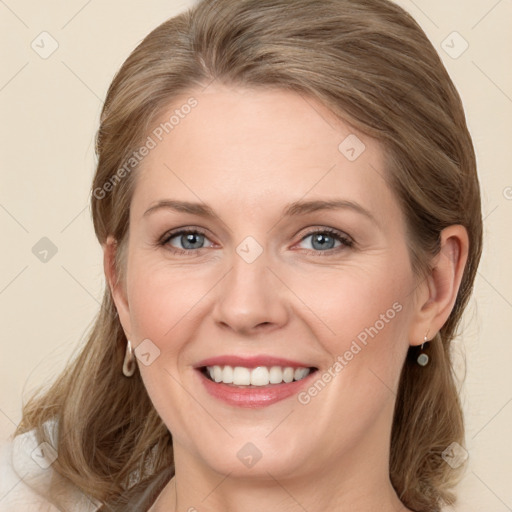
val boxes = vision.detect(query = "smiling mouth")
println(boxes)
[200,365,318,387]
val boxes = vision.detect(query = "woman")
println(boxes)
[0,0,482,510]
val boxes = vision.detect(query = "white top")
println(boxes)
[0,424,101,512]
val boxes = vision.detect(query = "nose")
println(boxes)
[211,245,289,336]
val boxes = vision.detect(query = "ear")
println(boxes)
[408,225,469,345]
[103,235,132,340]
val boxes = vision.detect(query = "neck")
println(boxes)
[149,425,411,512]
[150,467,409,512]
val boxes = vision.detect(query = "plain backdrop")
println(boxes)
[0,1,511,510]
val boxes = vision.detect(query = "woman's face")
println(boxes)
[112,85,423,480]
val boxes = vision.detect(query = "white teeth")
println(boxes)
[250,367,269,386]
[205,365,311,386]
[233,366,251,385]
[269,366,283,384]
[283,367,294,383]
[213,366,223,383]
[222,365,234,384]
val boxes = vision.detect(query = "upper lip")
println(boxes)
[194,355,316,369]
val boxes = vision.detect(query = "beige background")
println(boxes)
[0,0,511,510]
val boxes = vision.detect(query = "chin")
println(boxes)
[192,434,312,480]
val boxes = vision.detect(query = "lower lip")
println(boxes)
[197,369,316,408]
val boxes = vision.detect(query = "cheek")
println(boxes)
[126,255,213,345]
[124,259,211,434]
[293,277,411,458]
[302,258,413,404]
[302,262,411,346]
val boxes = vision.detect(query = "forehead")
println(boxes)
[130,85,400,224]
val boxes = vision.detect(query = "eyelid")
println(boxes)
[159,226,211,244]
[296,226,353,244]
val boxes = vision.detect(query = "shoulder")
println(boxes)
[0,432,59,511]
[0,422,101,512]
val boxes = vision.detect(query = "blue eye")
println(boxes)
[297,228,353,254]
[159,227,353,256]
[162,229,213,253]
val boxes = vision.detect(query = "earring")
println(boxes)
[122,340,136,377]
[417,333,430,367]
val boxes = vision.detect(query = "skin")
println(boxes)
[103,84,469,512]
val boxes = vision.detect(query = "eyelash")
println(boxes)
[157,227,354,257]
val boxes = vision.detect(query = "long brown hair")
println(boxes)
[14,1,482,510]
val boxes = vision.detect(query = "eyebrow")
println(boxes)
[143,198,377,225]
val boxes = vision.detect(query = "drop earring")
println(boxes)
[123,340,136,377]
[417,332,430,367]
